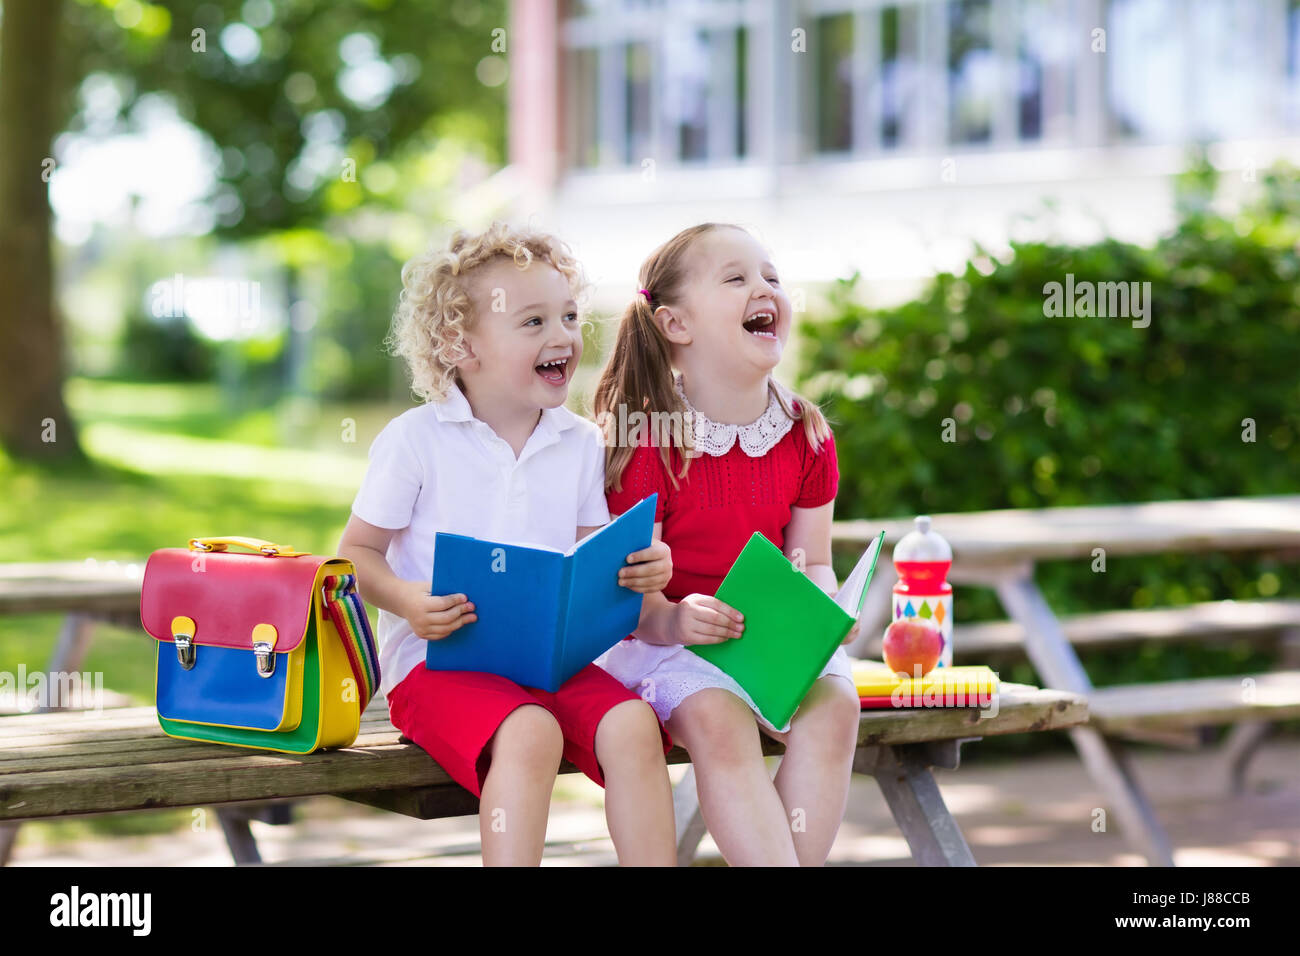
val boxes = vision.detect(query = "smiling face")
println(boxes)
[660,227,790,378]
[458,257,583,413]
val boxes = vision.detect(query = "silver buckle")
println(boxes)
[254,641,275,678]
[174,633,196,670]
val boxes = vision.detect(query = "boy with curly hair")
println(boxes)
[339,223,677,865]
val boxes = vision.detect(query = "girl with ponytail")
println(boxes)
[592,223,859,866]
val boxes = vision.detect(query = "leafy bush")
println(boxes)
[116,310,216,381]
[801,158,1300,641]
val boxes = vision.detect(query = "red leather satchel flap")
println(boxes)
[141,548,339,653]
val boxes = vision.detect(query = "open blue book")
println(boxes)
[426,494,658,692]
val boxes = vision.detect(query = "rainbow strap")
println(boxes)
[321,573,381,712]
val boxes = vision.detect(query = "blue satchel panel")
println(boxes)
[155,641,302,732]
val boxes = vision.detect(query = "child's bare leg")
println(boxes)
[667,689,798,866]
[594,699,676,866]
[770,676,860,865]
[478,704,564,866]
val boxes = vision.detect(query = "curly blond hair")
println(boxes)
[387,222,587,402]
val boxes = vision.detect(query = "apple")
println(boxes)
[882,619,944,679]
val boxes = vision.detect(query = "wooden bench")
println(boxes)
[0,561,142,716]
[0,685,1088,867]
[837,496,1300,866]
[1085,670,1300,782]
[1084,671,1300,731]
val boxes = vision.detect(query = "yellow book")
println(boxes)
[852,658,999,708]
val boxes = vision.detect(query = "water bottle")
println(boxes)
[891,516,954,668]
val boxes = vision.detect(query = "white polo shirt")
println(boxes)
[350,382,611,697]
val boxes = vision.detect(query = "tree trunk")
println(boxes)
[0,0,84,462]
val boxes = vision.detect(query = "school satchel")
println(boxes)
[140,536,380,754]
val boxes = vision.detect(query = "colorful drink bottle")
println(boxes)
[891,516,954,668]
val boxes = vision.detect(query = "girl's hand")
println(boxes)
[829,587,862,644]
[401,581,477,641]
[671,593,744,645]
[618,538,672,593]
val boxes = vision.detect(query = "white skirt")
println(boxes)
[595,637,855,734]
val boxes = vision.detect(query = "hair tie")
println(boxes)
[639,289,652,302]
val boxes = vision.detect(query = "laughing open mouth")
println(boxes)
[536,356,570,384]
[743,311,777,338]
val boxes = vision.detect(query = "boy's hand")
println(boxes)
[402,582,477,641]
[671,593,744,645]
[619,538,672,593]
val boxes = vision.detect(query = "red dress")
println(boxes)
[607,414,839,597]
[596,397,847,732]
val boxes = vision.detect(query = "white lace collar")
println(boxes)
[674,373,794,457]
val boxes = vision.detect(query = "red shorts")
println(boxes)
[386,663,673,798]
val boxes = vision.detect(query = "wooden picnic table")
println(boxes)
[0,556,1094,866]
[7,493,1297,865]
[834,493,1300,867]
[0,685,1088,867]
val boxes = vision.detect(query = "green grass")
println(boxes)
[65,379,282,445]
[0,377,413,559]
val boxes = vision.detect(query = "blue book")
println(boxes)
[426,494,658,692]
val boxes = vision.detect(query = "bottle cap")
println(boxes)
[893,515,952,563]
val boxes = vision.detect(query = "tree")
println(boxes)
[0,0,78,460]
[0,0,507,460]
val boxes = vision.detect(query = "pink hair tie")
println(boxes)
[639,288,652,301]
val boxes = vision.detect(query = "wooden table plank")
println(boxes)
[0,685,1086,821]
[834,494,1300,564]
[0,705,393,749]
[859,598,1300,661]
[0,702,397,756]
[0,561,144,617]
[1089,671,1300,730]
[0,724,404,771]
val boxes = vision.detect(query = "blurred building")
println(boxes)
[508,0,1300,308]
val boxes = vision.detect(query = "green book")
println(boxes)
[689,530,885,729]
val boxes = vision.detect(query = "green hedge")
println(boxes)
[800,158,1300,694]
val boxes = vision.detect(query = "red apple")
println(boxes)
[882,619,944,679]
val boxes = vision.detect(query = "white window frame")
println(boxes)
[562,0,767,171]
[555,0,1298,201]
